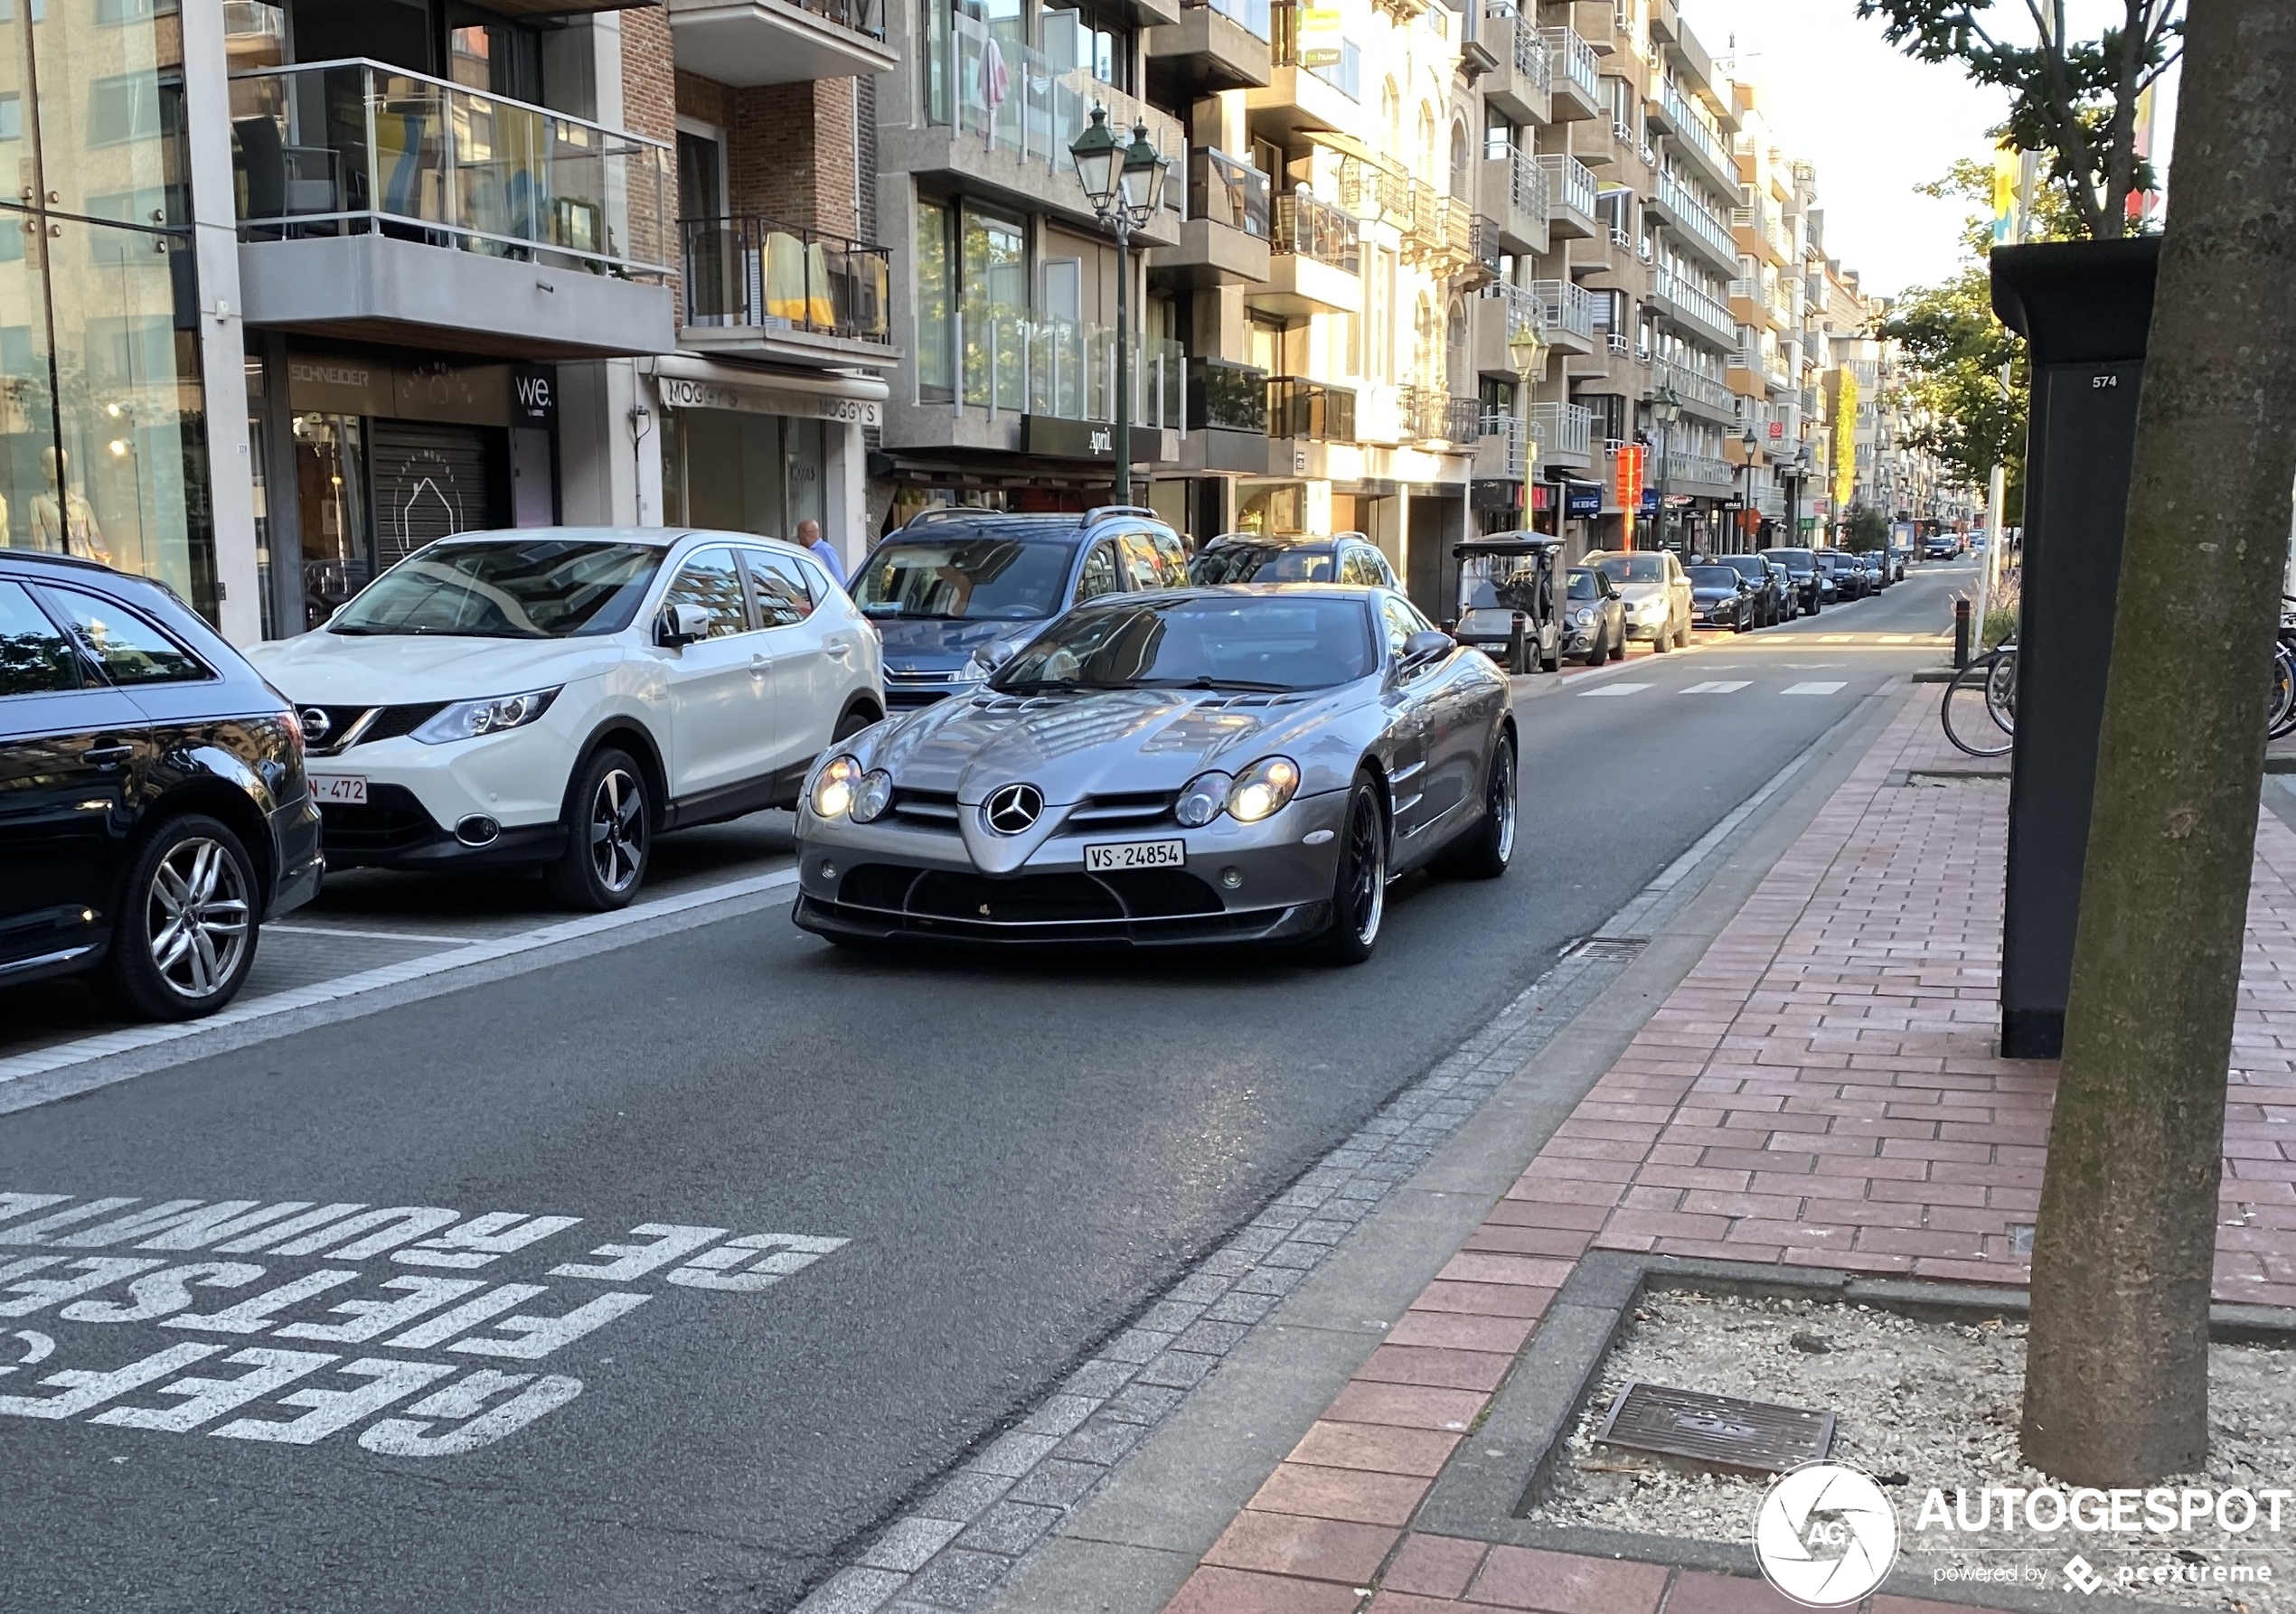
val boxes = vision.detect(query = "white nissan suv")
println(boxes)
[249,528,883,909]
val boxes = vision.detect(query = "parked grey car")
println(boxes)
[1187,531,1397,589]
[1562,565,1625,663]
[792,586,1518,962]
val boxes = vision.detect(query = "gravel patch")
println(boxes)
[1529,1290,2296,1612]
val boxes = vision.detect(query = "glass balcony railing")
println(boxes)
[229,59,672,278]
[927,11,1185,206]
[1188,357,1270,433]
[1190,148,1271,237]
[1539,26,1598,103]
[680,215,891,343]
[949,309,1184,427]
[1267,377,1356,441]
[1272,192,1360,272]
[1535,153,1597,225]
[1529,277,1595,342]
[1187,0,1273,42]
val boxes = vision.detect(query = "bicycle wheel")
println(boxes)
[1984,646,2018,733]
[2270,641,2296,740]
[1943,654,2013,757]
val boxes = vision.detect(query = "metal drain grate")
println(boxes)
[1594,1381,1835,1475]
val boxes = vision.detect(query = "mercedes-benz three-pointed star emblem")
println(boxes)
[983,783,1044,835]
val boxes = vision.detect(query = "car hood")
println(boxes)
[870,615,1046,675]
[860,684,1361,805]
[1612,581,1668,604]
[1690,585,1740,600]
[247,631,611,704]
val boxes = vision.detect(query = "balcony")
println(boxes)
[908,10,1185,244]
[1477,2,1550,125]
[662,0,897,86]
[1528,399,1594,465]
[1651,172,1737,276]
[1147,0,1273,99]
[1658,361,1736,421]
[1251,3,1361,135]
[1152,149,1273,288]
[679,214,893,368]
[918,311,1185,439]
[1399,386,1480,446]
[1540,26,1601,120]
[1654,270,1734,348]
[1473,280,1545,378]
[1181,356,1276,472]
[1480,145,1548,256]
[1655,450,1733,492]
[1731,200,1790,267]
[1534,153,1598,239]
[1252,192,1361,315]
[1267,377,1356,442]
[1475,409,1528,481]
[229,60,673,358]
[1530,277,1596,350]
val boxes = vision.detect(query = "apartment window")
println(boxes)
[1484,112,1514,161]
[916,198,954,399]
[1043,0,1132,91]
[961,205,1027,406]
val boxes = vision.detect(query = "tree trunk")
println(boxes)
[2022,0,2296,1485]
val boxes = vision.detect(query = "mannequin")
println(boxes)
[33,447,108,566]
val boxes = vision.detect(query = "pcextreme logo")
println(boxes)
[1753,1461,1901,1607]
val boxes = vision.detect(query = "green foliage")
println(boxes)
[1843,506,1892,551]
[1853,0,2181,240]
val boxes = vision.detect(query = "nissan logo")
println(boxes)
[299,708,332,742]
[983,783,1044,836]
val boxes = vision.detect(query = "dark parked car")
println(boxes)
[1816,550,1868,601]
[1709,554,1786,626]
[1686,565,1757,633]
[0,551,322,1018]
[1760,547,1823,615]
[853,506,1190,708]
[1561,565,1625,664]
[1853,550,1891,590]
[1188,531,1397,589]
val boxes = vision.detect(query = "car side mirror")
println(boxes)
[655,603,712,648]
[1400,629,1454,671]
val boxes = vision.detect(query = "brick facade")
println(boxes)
[675,70,864,243]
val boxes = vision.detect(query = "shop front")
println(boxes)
[654,359,880,568]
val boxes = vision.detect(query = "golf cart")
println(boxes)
[1452,535,1564,672]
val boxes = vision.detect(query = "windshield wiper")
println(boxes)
[1141,676,1296,693]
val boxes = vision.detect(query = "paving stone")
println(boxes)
[954,1499,1061,1555]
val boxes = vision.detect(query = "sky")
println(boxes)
[1675,0,2178,300]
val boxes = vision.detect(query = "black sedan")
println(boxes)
[792,586,1517,962]
[1708,554,1786,626]
[1686,565,1759,633]
[0,550,322,1018]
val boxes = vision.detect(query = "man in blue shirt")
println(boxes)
[797,518,845,586]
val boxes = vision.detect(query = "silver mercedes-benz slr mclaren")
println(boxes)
[790,586,1518,962]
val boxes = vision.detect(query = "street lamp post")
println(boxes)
[1739,423,1762,552]
[1069,107,1166,507]
[1651,383,1680,554]
[1506,324,1547,536]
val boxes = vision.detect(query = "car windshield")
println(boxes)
[1763,549,1814,571]
[330,539,663,638]
[1187,544,1335,585]
[994,596,1376,693]
[851,538,1075,620]
[1458,552,1549,612]
[1566,568,1600,601]
[1721,558,1765,577]
[1596,555,1665,585]
[1688,567,1741,587]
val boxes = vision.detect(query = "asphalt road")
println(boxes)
[0,561,1972,1614]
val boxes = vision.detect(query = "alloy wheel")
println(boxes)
[1491,744,1517,864]
[147,836,250,1001]
[588,767,647,894]
[1344,794,1387,945]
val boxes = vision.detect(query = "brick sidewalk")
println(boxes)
[1162,694,2296,1614]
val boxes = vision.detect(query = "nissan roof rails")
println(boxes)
[899,506,1000,527]
[1084,504,1163,524]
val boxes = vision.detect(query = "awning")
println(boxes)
[649,353,887,425]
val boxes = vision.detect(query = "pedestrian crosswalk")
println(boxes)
[1783,680,1849,695]
[1576,679,1850,699]
[1577,683,1652,698]
[1680,680,1752,694]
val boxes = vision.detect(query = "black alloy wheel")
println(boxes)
[1318,774,1388,965]
[1438,736,1516,881]
[548,746,651,911]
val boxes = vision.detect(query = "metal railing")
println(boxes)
[1656,270,1732,341]
[1267,376,1356,440]
[1186,0,1273,42]
[1529,277,1596,342]
[776,0,887,40]
[1535,152,1597,227]
[1540,25,1599,104]
[1188,356,1270,432]
[927,10,1185,204]
[1529,399,1593,458]
[680,215,890,342]
[1190,148,1271,237]
[1398,386,1478,444]
[1661,362,1734,414]
[229,58,672,277]
[1659,80,1731,183]
[1501,145,1549,221]
[946,311,1184,427]
[1272,192,1360,272]
[1272,2,1362,98]
[1479,408,1529,478]
[1489,279,1546,347]
[1658,450,1733,489]
[1658,172,1735,263]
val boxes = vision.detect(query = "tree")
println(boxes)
[2021,0,2296,1484]
[1854,1,2182,239]
[1842,506,1891,551]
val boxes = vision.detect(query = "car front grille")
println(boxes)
[837,863,1223,924]
[885,787,962,830]
[1060,791,1176,832]
[303,702,449,755]
[317,784,440,852]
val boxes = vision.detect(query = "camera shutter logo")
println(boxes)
[1753,1460,1899,1607]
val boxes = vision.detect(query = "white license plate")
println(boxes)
[1085,839,1186,872]
[310,774,368,804]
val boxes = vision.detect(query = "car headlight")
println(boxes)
[851,769,893,823]
[1177,770,1232,828]
[1569,605,1595,627]
[1228,757,1302,824]
[811,754,863,818]
[952,652,992,685]
[411,688,560,745]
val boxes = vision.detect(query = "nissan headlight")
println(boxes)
[1176,771,1232,828]
[811,754,863,818]
[411,688,560,745]
[851,769,894,823]
[1228,757,1302,824]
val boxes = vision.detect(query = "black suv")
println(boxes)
[0,551,321,1018]
[850,506,1191,707]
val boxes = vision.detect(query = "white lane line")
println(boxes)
[0,868,802,1086]
[1783,680,1849,695]
[1576,683,1652,698]
[264,924,474,945]
[1680,680,1752,695]
[1815,634,1855,643]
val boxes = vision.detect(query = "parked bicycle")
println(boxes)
[1942,639,2017,758]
